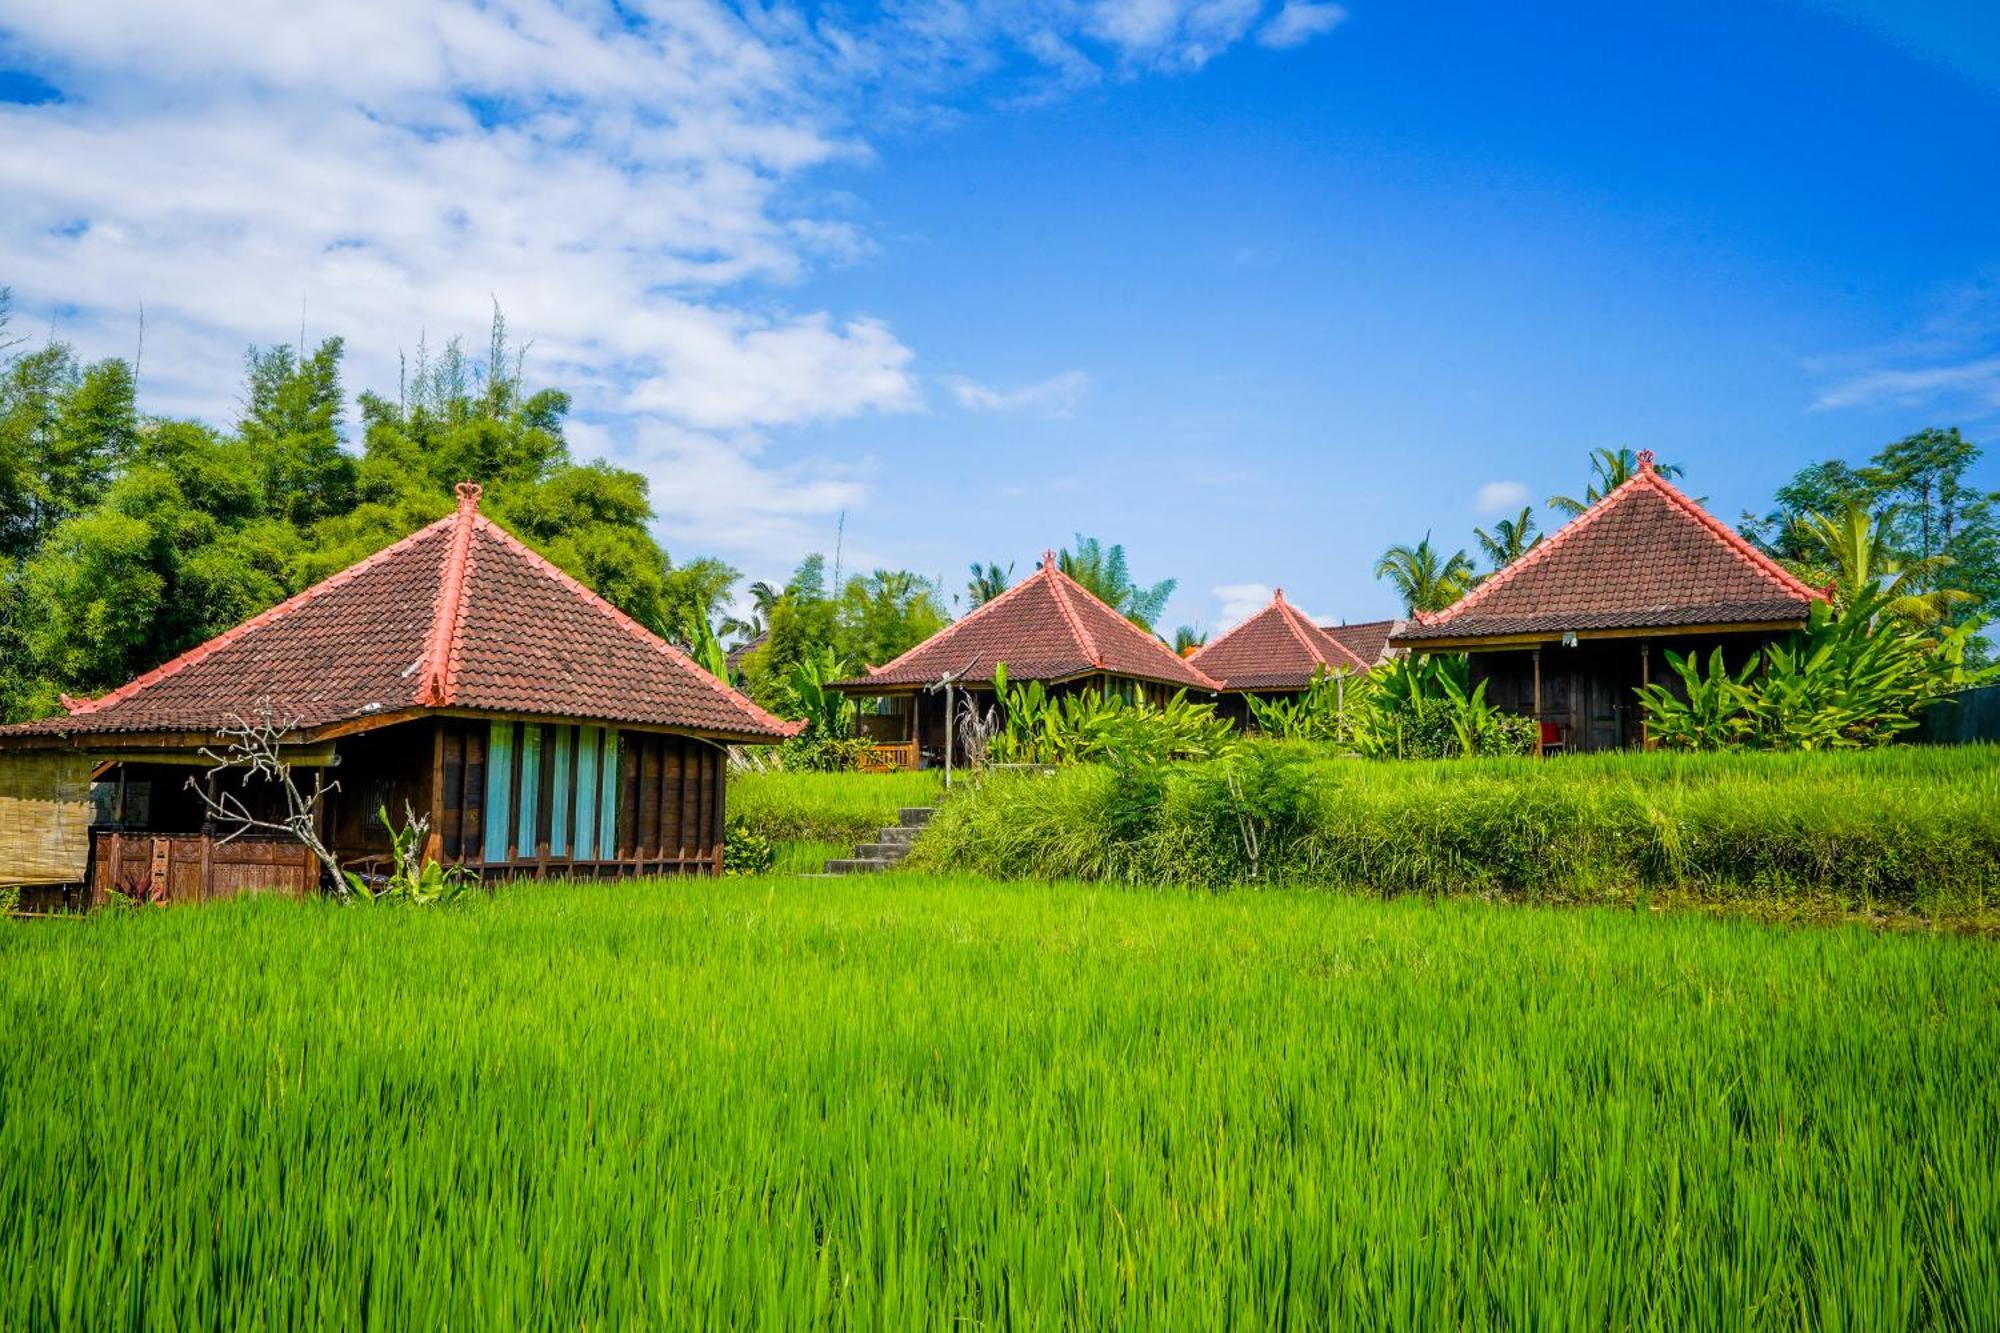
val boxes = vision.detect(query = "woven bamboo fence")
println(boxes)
[0,752,96,885]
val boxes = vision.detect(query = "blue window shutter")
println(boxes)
[483,721,515,863]
[574,727,600,861]
[550,725,573,858]
[598,732,620,857]
[516,725,542,860]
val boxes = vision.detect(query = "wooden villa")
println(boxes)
[0,484,795,907]
[1390,452,1828,753]
[829,552,1221,769]
[1189,589,1370,724]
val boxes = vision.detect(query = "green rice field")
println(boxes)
[1,874,1993,1329]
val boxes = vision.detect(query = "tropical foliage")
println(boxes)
[738,554,947,711]
[341,807,476,906]
[1472,506,1541,574]
[983,663,1234,766]
[966,560,1012,608]
[1345,654,1537,759]
[1372,534,1474,614]
[1638,589,1992,751]
[1744,427,1999,653]
[1244,666,1359,744]
[1547,446,1683,517]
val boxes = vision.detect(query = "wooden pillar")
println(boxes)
[1639,641,1652,750]
[1532,648,1544,757]
[425,724,446,864]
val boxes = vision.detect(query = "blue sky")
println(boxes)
[1,1,1996,634]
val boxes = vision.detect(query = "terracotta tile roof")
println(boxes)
[1318,618,1401,668]
[834,553,1221,693]
[1393,454,1826,644]
[2,484,795,743]
[1190,591,1369,691]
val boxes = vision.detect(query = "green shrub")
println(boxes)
[777,734,875,772]
[721,816,775,875]
[912,743,2000,919]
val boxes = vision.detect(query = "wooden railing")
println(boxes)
[90,829,319,906]
[858,742,920,774]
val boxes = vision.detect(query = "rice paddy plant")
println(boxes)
[913,745,2000,919]
[728,768,941,844]
[0,876,1992,1329]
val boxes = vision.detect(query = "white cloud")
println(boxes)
[1475,480,1533,514]
[1813,356,2000,412]
[1214,581,1275,628]
[0,0,1346,562]
[945,369,1092,416]
[1257,2,1347,50]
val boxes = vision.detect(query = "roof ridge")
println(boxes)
[1273,598,1333,668]
[419,483,482,707]
[862,560,1051,679]
[1046,564,1105,667]
[471,516,798,737]
[1282,600,1369,671]
[1643,469,1826,602]
[1418,468,1655,626]
[1051,566,1225,690]
[63,513,459,718]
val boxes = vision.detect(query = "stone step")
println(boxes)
[824,857,895,875]
[898,807,937,827]
[853,842,910,862]
[876,826,919,846]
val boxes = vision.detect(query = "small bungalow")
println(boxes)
[0,483,794,907]
[1390,452,1827,753]
[1190,589,1370,724]
[829,552,1220,769]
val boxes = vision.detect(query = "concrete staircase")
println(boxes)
[824,807,935,875]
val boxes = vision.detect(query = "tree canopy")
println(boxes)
[0,300,748,721]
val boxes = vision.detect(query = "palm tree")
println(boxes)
[967,561,1013,608]
[1172,625,1207,655]
[1791,502,1970,626]
[746,580,783,620]
[1056,535,1177,630]
[1473,507,1542,575]
[1374,534,1475,614]
[1548,447,1684,518]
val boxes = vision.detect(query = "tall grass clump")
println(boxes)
[913,745,2000,919]
[0,878,1993,1328]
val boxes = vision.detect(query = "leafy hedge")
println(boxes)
[910,744,2000,919]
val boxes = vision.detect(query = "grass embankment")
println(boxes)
[0,877,1992,1328]
[913,746,2000,923]
[730,768,941,865]
[729,768,940,842]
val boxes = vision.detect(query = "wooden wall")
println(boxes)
[81,716,732,895]
[426,720,725,877]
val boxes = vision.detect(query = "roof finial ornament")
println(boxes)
[1636,449,1656,474]
[455,481,483,513]
[1274,587,1286,602]
[1042,548,1057,571]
